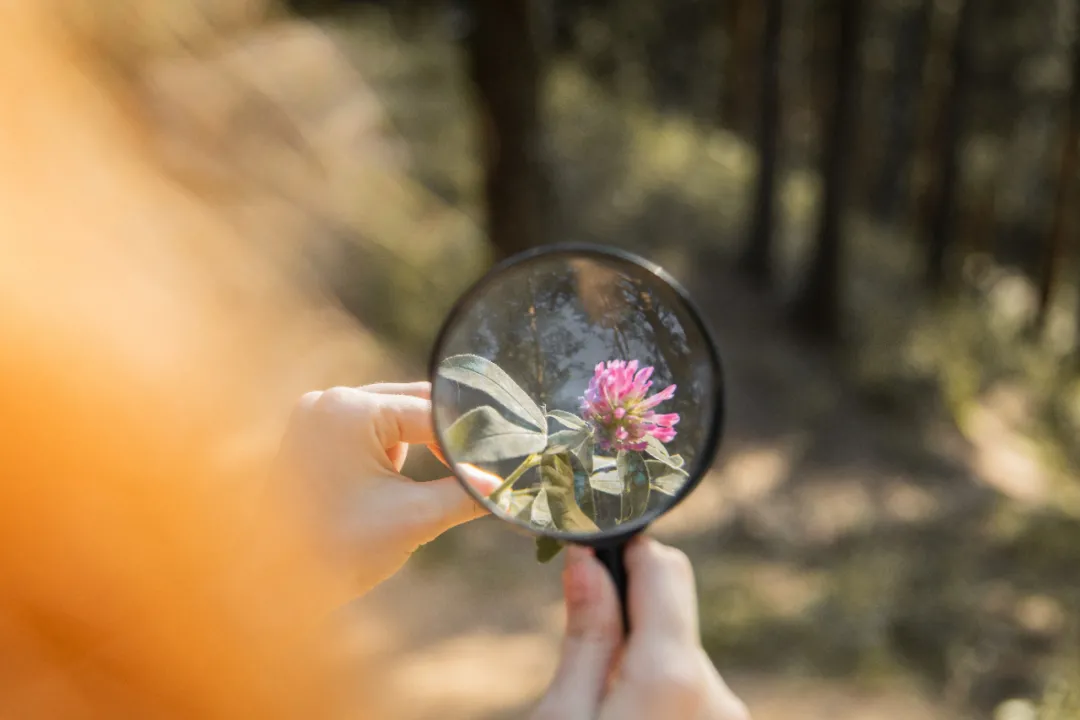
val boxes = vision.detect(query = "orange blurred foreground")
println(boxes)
[0,3,379,718]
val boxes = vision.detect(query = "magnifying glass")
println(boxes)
[429,244,724,627]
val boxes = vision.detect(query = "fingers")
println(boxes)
[362,384,451,468]
[624,536,700,645]
[302,386,436,449]
[360,382,431,399]
[599,538,751,720]
[532,547,623,720]
[389,466,499,546]
[359,384,431,471]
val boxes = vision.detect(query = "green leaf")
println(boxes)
[548,410,587,430]
[646,460,688,496]
[645,435,684,469]
[545,428,596,476]
[589,455,622,495]
[546,428,590,454]
[546,485,601,532]
[536,536,565,563]
[540,456,600,533]
[438,354,546,431]
[644,435,669,458]
[565,451,596,521]
[443,406,547,463]
[593,455,616,471]
[618,450,650,521]
[497,489,537,519]
[530,488,553,528]
[571,434,595,475]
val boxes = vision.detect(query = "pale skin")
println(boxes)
[279,382,750,720]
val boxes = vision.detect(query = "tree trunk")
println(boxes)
[924,0,975,292]
[722,0,762,134]
[789,0,862,342]
[739,0,783,288]
[873,0,932,222]
[1037,25,1080,334]
[467,0,546,259]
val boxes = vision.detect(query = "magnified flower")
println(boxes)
[580,360,679,452]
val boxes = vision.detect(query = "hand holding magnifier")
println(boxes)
[429,244,725,628]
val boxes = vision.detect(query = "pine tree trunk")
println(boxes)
[924,0,974,292]
[1037,24,1080,334]
[740,0,784,288]
[467,0,546,259]
[790,0,862,341]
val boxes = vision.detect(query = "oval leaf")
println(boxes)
[646,459,689,496]
[566,451,596,520]
[644,435,670,458]
[536,536,565,563]
[444,405,547,463]
[438,354,546,431]
[618,451,651,521]
[548,409,588,430]
[645,435,686,469]
[571,434,595,475]
[545,485,601,532]
[593,455,616,470]
[531,488,553,527]
[589,456,623,495]
[539,456,600,532]
[545,428,590,455]
[498,489,537,519]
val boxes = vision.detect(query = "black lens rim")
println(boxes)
[428,243,725,547]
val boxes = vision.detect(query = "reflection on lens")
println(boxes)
[431,250,719,538]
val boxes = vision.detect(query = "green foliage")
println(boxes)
[437,354,689,549]
[535,536,565,563]
[443,405,548,463]
[438,353,547,431]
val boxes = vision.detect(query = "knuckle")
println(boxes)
[654,658,705,701]
[662,546,695,582]
[296,390,323,412]
[627,645,706,708]
[319,385,358,409]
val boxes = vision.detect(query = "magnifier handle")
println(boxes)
[594,543,630,633]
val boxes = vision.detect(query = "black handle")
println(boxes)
[594,542,629,633]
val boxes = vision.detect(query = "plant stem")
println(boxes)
[490,453,541,503]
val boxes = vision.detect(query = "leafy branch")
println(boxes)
[437,354,689,563]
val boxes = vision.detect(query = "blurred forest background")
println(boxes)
[210,0,1080,717]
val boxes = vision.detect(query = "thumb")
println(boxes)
[395,464,501,545]
[533,546,623,720]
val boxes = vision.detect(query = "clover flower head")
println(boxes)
[580,359,679,453]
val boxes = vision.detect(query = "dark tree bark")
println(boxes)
[924,0,975,292]
[873,0,932,221]
[467,0,547,259]
[722,0,762,134]
[1038,27,1080,333]
[739,0,784,288]
[789,0,863,342]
